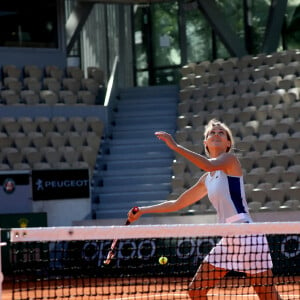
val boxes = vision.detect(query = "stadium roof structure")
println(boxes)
[79,0,172,3]
[71,0,287,56]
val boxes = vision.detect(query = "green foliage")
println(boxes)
[134,0,299,86]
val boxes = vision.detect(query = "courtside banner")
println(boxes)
[67,235,300,277]
[0,171,31,213]
[32,169,90,200]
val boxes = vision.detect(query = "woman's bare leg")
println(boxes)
[247,269,282,300]
[188,262,228,300]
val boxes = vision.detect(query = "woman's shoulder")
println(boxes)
[222,152,243,176]
[221,152,239,160]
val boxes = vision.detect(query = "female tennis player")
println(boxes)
[127,119,282,300]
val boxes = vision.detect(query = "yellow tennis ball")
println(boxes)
[159,256,168,265]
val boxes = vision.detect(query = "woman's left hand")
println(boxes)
[155,131,177,150]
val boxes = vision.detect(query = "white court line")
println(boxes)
[108,293,187,300]
[108,293,300,300]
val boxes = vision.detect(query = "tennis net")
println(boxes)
[2,222,300,299]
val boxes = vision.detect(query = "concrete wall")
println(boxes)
[0,48,66,70]
[33,198,91,227]
[74,211,300,226]
[0,105,107,121]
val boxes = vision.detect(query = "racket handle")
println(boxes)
[125,206,139,225]
[103,206,139,265]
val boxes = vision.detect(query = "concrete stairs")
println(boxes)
[92,85,179,219]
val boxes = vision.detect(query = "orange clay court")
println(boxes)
[2,276,300,300]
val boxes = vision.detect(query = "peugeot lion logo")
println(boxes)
[36,179,44,191]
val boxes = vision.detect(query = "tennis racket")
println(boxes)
[103,206,139,265]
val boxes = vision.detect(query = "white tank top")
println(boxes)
[205,170,252,224]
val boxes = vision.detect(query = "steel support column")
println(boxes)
[197,0,247,57]
[262,0,288,53]
[66,2,94,54]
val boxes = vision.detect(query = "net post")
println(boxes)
[0,229,3,300]
[0,229,6,300]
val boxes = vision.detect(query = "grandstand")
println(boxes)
[0,63,105,171]
[174,50,300,218]
[0,0,299,228]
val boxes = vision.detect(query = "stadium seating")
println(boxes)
[175,49,300,213]
[0,115,104,171]
[1,51,299,214]
[0,65,105,175]
[0,65,104,106]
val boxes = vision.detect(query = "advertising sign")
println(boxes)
[32,169,90,200]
